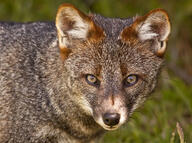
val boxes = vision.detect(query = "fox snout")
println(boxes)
[92,95,128,130]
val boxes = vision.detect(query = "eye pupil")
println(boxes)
[85,74,100,87]
[88,75,96,82]
[124,74,138,87]
[127,76,136,83]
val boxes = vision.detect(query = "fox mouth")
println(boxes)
[102,125,120,131]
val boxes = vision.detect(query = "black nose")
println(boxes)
[103,113,120,126]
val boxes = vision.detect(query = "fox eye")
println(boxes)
[85,74,100,87]
[123,74,138,87]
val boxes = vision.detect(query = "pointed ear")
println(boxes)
[56,3,105,50]
[120,9,171,57]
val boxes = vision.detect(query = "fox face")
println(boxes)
[56,4,170,130]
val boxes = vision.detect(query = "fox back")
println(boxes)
[0,3,170,143]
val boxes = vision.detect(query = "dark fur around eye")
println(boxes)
[123,74,139,88]
[85,74,100,88]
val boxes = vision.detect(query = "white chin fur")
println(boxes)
[103,126,119,131]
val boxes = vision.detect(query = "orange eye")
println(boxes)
[85,74,100,87]
[123,74,138,87]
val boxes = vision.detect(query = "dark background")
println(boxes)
[0,0,191,142]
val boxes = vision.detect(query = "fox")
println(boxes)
[0,3,171,143]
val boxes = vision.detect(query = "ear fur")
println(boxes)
[120,9,171,57]
[56,3,105,50]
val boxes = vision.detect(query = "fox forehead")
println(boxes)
[68,40,158,79]
[86,15,157,68]
[92,14,134,38]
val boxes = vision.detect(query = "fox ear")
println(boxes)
[56,3,104,50]
[121,9,171,57]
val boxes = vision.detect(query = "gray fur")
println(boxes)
[92,14,134,38]
[0,9,168,143]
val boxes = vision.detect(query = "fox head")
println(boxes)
[56,4,170,130]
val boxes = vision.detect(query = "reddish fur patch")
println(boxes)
[120,15,146,42]
[56,3,105,60]
[95,65,102,77]
[120,9,170,43]
[111,95,114,105]
[56,4,105,42]
[60,47,72,61]
[120,63,128,77]
[88,18,105,42]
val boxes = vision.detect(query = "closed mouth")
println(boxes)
[102,125,119,131]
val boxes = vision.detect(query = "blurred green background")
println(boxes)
[0,0,191,142]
